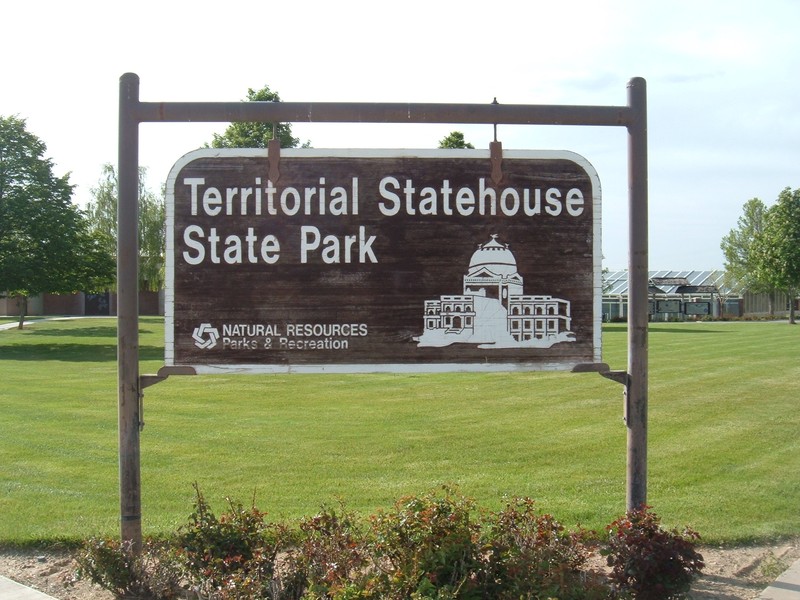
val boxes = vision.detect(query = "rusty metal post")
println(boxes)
[133,100,628,127]
[118,73,142,550]
[626,77,649,510]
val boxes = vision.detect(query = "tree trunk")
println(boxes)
[16,296,27,330]
[790,289,797,325]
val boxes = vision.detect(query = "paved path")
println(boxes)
[760,558,800,600]
[0,575,59,599]
[0,316,106,331]
[0,318,57,331]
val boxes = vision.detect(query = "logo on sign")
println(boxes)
[192,323,220,349]
[415,235,575,349]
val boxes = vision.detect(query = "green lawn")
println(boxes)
[1,317,798,545]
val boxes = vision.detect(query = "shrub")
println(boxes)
[604,505,704,600]
[75,537,182,598]
[74,487,704,600]
[75,537,141,596]
[367,485,481,599]
[176,483,295,599]
[297,502,372,598]
[479,497,609,599]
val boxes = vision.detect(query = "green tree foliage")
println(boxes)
[438,130,475,149]
[209,85,304,149]
[0,115,114,327]
[753,187,800,324]
[720,197,779,313]
[721,198,769,293]
[722,191,800,323]
[85,163,165,292]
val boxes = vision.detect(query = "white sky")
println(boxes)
[2,0,797,270]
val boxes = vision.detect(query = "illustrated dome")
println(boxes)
[468,235,518,276]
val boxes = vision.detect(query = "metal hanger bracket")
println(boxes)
[268,125,281,184]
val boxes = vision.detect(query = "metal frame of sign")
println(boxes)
[165,148,603,374]
[118,74,648,549]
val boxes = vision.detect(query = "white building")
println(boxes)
[416,235,574,348]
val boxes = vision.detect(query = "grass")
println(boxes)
[1,317,798,545]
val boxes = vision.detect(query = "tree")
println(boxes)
[85,163,165,292]
[438,131,475,149]
[0,115,115,328]
[208,85,305,149]
[720,198,778,313]
[752,187,800,324]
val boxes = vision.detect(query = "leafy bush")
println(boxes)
[75,537,140,596]
[297,502,371,598]
[604,505,704,600]
[75,537,182,598]
[176,483,296,599]
[479,497,608,599]
[75,488,703,600]
[368,486,481,599]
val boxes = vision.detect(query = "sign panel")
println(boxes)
[166,149,601,373]
[656,299,682,314]
[684,301,710,315]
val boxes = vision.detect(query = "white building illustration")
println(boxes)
[415,235,576,349]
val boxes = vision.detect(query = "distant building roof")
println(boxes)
[604,270,727,296]
[651,277,690,286]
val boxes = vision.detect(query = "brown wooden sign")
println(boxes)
[166,148,601,372]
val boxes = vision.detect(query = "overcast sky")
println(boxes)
[2,0,797,270]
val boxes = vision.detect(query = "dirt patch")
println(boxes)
[0,548,112,600]
[2,539,799,599]
[688,539,800,599]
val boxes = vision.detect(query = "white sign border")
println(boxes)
[165,148,603,374]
